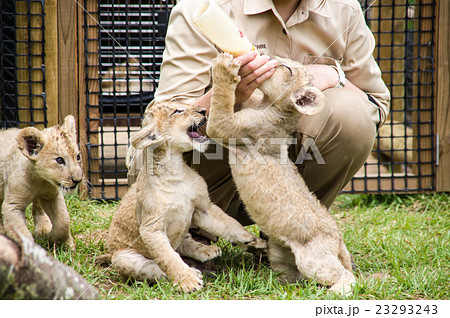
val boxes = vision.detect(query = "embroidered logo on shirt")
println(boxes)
[255,44,267,50]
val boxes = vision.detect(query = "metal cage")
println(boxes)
[83,0,174,199]
[343,0,435,193]
[0,0,47,129]
[83,0,437,199]
[1,0,438,200]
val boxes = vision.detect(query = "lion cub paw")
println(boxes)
[34,220,52,238]
[195,244,222,262]
[175,267,203,293]
[212,52,241,85]
[239,232,267,252]
[248,237,268,250]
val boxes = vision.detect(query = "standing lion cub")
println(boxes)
[0,115,83,248]
[106,102,266,293]
[207,53,356,294]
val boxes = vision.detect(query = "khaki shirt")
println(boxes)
[155,0,390,124]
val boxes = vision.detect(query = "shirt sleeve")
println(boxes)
[154,1,218,104]
[342,5,391,126]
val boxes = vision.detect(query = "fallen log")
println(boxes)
[0,233,98,299]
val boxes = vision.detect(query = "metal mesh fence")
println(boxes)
[82,0,436,199]
[83,0,174,199]
[343,0,435,193]
[0,0,47,129]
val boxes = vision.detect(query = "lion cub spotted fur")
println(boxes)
[0,115,83,248]
[207,53,356,294]
[107,102,266,293]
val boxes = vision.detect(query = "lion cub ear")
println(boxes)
[17,127,46,160]
[60,115,77,135]
[131,124,167,150]
[294,87,326,116]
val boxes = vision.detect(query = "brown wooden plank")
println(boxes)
[77,0,89,198]
[57,0,78,123]
[84,0,101,198]
[411,1,435,190]
[44,0,59,126]
[418,0,435,190]
[436,0,450,192]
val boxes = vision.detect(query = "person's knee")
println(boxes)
[323,88,377,153]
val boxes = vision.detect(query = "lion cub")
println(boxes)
[107,102,266,293]
[207,53,356,294]
[0,115,83,248]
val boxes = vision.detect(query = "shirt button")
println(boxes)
[282,29,287,35]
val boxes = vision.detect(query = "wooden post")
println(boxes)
[436,0,450,192]
[411,0,435,190]
[57,0,78,122]
[77,0,88,198]
[44,0,59,126]
[84,0,101,198]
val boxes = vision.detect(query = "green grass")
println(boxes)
[30,192,449,300]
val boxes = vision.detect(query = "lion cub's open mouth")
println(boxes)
[57,182,78,190]
[187,119,208,143]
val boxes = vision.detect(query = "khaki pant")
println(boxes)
[130,88,379,225]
